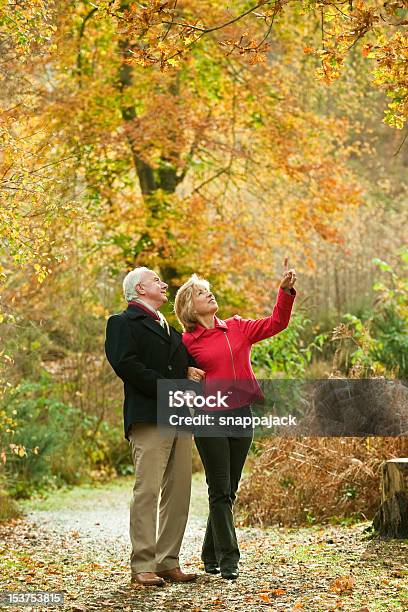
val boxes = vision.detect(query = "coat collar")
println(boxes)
[125,304,149,319]
[125,304,170,343]
[189,316,228,340]
[127,300,160,320]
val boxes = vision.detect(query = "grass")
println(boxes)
[19,475,134,513]
[19,472,209,517]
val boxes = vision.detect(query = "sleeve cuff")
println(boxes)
[278,286,296,304]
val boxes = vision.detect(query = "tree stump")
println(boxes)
[373,459,408,538]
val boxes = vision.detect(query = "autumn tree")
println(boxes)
[2,0,405,301]
[0,0,406,490]
[101,0,408,129]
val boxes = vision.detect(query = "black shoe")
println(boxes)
[221,568,239,580]
[204,563,220,574]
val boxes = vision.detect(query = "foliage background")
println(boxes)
[0,1,407,521]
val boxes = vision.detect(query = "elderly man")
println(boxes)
[105,267,203,587]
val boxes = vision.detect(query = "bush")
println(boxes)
[0,373,127,497]
[251,313,324,379]
[330,249,408,378]
[236,437,408,527]
[0,488,21,521]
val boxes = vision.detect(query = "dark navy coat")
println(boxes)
[105,304,194,439]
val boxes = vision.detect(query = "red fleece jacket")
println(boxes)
[182,287,296,409]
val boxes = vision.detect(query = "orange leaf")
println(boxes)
[330,575,355,594]
[271,588,286,596]
[260,593,271,603]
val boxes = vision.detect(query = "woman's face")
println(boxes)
[192,284,218,317]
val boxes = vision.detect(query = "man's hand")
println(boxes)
[187,367,205,382]
[279,257,297,293]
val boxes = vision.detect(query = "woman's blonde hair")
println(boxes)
[174,274,210,332]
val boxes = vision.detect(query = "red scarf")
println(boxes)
[128,301,159,320]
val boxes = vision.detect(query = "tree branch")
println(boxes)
[161,1,274,34]
[76,7,98,81]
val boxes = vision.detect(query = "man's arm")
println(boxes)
[187,350,198,368]
[105,315,164,398]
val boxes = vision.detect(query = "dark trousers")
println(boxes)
[194,425,252,571]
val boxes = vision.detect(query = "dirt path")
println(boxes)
[1,474,407,611]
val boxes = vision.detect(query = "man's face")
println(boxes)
[137,270,168,308]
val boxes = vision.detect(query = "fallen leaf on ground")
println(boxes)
[330,575,355,594]
[271,588,286,596]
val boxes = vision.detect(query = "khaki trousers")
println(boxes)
[128,423,192,573]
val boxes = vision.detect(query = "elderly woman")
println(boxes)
[174,265,296,580]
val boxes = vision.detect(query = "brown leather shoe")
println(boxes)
[131,572,165,587]
[156,567,197,583]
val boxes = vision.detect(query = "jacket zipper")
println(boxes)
[223,331,236,380]
[224,331,242,407]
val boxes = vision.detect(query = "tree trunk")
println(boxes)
[116,13,185,284]
[372,458,408,538]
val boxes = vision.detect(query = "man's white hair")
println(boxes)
[123,267,151,302]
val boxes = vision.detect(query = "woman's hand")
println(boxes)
[279,257,297,293]
[187,367,205,382]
